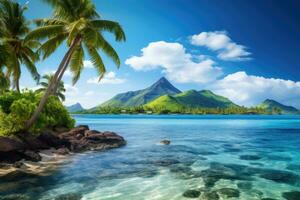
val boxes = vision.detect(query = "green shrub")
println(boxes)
[0,90,75,136]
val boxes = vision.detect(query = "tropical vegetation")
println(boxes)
[0,0,125,136]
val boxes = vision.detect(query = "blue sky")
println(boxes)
[19,0,300,108]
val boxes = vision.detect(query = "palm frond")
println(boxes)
[91,20,126,41]
[70,45,84,84]
[86,45,106,81]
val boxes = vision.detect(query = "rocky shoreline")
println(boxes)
[0,125,126,175]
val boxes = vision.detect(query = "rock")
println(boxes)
[55,147,70,155]
[22,136,49,150]
[0,151,23,163]
[217,188,240,198]
[182,189,201,198]
[259,169,299,185]
[84,130,101,137]
[200,191,219,200]
[54,127,70,133]
[160,140,171,145]
[237,181,252,190]
[282,191,300,200]
[23,150,41,162]
[55,193,82,200]
[13,161,27,169]
[0,137,25,152]
[261,198,278,200]
[0,194,30,200]
[38,131,68,148]
[239,155,262,160]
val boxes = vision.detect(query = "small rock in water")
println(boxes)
[55,193,82,200]
[23,150,41,162]
[160,140,171,145]
[182,189,201,198]
[200,191,219,200]
[217,188,240,198]
[239,155,262,160]
[282,191,300,200]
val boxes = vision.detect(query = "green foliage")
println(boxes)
[0,91,74,136]
[257,99,298,114]
[37,74,66,101]
[0,0,40,92]
[78,105,274,115]
[26,0,125,85]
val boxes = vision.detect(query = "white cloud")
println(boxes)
[209,71,300,108]
[64,84,79,96]
[87,71,126,85]
[190,31,251,61]
[125,41,223,83]
[85,91,94,96]
[84,60,93,68]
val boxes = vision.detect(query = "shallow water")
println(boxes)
[1,115,300,200]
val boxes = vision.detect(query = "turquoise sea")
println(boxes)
[1,115,300,200]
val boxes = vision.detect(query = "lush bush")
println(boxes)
[0,90,75,136]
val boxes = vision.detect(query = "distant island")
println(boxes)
[67,77,300,115]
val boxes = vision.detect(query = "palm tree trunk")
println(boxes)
[24,37,81,130]
[15,79,20,93]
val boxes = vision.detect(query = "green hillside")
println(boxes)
[97,77,181,108]
[257,99,299,114]
[145,90,239,111]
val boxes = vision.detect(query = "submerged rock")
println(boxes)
[237,181,253,190]
[286,164,300,171]
[259,169,299,185]
[200,191,219,200]
[282,191,300,200]
[23,150,41,162]
[55,193,82,200]
[217,188,240,198]
[261,198,278,200]
[0,194,30,200]
[239,155,262,160]
[182,189,201,198]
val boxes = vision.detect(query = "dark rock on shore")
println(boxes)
[0,125,126,164]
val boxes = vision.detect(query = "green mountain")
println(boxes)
[99,77,181,107]
[66,103,84,113]
[145,89,239,111]
[257,99,299,114]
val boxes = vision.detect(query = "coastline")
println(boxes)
[0,125,126,178]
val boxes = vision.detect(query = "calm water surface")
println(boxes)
[1,115,300,200]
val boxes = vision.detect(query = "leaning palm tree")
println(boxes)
[0,0,40,92]
[37,74,66,101]
[24,0,125,129]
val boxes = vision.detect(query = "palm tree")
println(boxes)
[24,0,125,129]
[0,0,40,92]
[37,74,66,101]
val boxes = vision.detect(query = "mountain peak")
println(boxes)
[150,77,181,93]
[258,99,299,114]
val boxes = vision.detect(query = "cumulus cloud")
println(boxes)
[209,71,300,108]
[87,71,126,85]
[125,41,223,83]
[190,31,251,61]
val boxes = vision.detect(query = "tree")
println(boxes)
[24,0,125,129]
[37,74,66,101]
[0,0,40,92]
